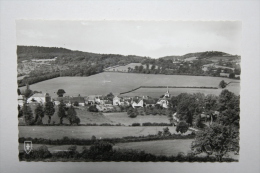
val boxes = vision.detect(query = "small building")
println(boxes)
[132,96,143,108]
[143,99,156,107]
[18,95,24,106]
[113,96,122,105]
[70,96,86,106]
[27,93,47,104]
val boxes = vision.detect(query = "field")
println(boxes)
[121,85,240,98]
[19,72,240,97]
[18,139,193,156]
[19,105,170,125]
[19,126,191,139]
[103,112,170,126]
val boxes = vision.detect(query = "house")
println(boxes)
[53,96,70,106]
[156,98,169,108]
[27,93,47,104]
[113,96,122,105]
[104,100,113,107]
[86,95,102,105]
[143,99,156,107]
[18,95,24,106]
[131,96,143,108]
[70,96,86,106]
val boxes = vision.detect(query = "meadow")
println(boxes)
[19,72,240,97]
[103,112,170,126]
[18,126,191,140]
[19,139,193,157]
[19,105,170,126]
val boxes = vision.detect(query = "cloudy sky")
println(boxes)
[16,20,241,58]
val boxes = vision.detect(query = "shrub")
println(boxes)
[132,123,141,126]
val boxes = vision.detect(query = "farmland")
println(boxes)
[18,139,193,156]
[18,126,191,140]
[19,72,240,97]
[103,112,170,126]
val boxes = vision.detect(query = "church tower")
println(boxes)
[164,86,170,98]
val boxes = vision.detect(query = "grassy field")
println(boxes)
[19,139,193,156]
[19,105,170,126]
[19,72,240,97]
[121,85,240,98]
[103,112,170,126]
[19,126,190,139]
[114,139,193,156]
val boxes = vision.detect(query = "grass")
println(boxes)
[103,112,170,126]
[114,139,193,156]
[19,105,170,126]
[18,139,193,157]
[121,85,240,98]
[18,126,191,140]
[19,72,240,97]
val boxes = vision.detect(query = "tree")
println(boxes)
[191,123,239,161]
[89,105,98,112]
[24,84,33,101]
[74,101,79,106]
[176,121,189,134]
[218,90,240,128]
[229,73,235,78]
[219,80,227,89]
[163,127,171,136]
[57,89,66,97]
[44,101,55,124]
[23,104,34,125]
[18,105,23,117]
[67,106,80,125]
[34,104,45,125]
[57,100,67,124]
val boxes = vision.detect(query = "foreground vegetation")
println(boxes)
[19,141,237,162]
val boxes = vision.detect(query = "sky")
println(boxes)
[16,20,242,58]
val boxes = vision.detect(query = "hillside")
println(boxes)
[160,51,238,61]
[17,46,148,86]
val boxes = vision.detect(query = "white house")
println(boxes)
[113,96,122,105]
[132,96,143,108]
[18,95,24,106]
[27,93,47,104]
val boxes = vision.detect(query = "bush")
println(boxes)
[132,123,141,126]
[74,101,79,106]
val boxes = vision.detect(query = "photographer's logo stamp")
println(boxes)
[24,141,32,154]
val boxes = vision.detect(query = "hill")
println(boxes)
[160,51,239,61]
[17,46,148,86]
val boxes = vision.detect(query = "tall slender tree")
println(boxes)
[57,100,67,124]
[34,103,45,125]
[44,101,55,124]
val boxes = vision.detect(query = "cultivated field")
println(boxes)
[19,126,190,140]
[19,72,240,97]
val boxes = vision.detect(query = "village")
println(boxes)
[18,86,171,113]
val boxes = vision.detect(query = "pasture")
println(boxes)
[103,112,170,126]
[114,139,193,156]
[18,126,190,140]
[18,139,193,156]
[19,72,240,97]
[19,105,170,126]
[120,85,240,98]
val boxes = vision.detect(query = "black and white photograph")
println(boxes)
[17,20,241,162]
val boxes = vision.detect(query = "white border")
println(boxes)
[0,1,259,173]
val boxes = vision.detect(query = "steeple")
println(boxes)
[164,86,170,98]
